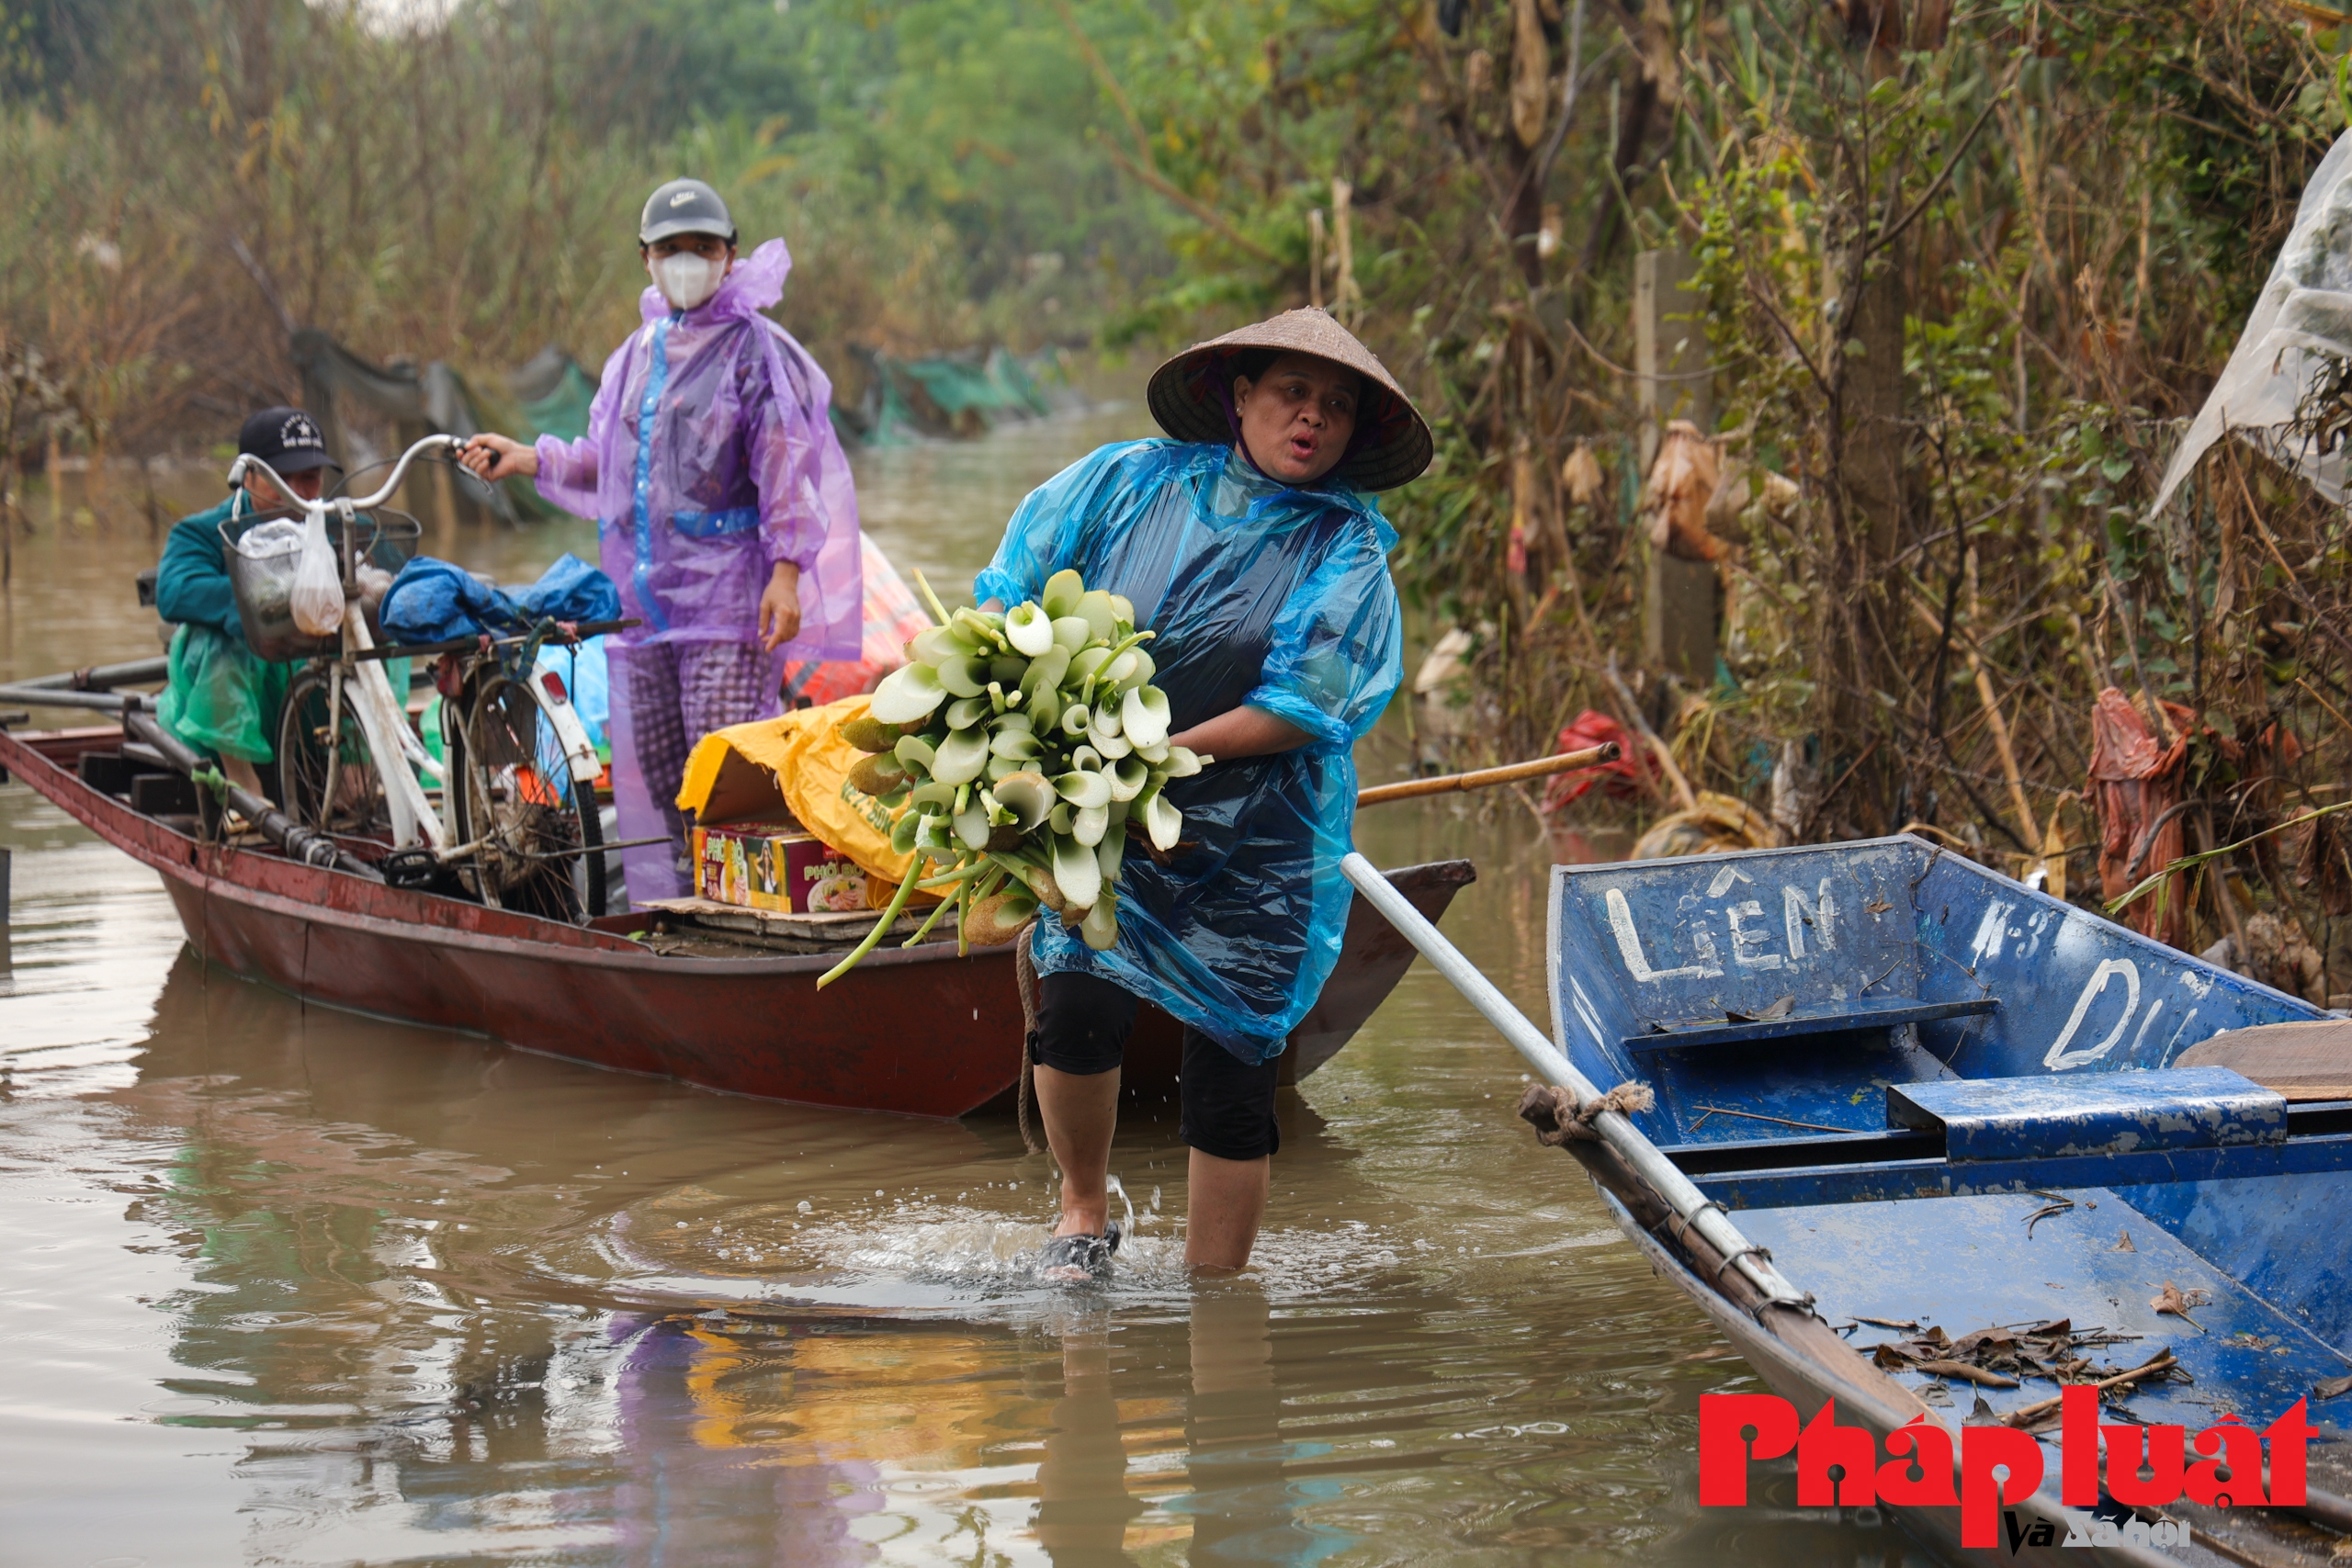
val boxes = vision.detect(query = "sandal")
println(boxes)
[1033,1222,1122,1284]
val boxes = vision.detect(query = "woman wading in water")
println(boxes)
[974,308,1432,1279]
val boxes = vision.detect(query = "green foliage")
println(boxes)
[0,0,1169,447]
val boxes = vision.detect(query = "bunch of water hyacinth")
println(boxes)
[814,569,1207,987]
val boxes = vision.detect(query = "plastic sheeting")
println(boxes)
[536,636,611,751]
[532,237,865,905]
[1542,710,1654,810]
[529,237,863,660]
[379,553,620,645]
[2150,126,2352,518]
[778,532,933,708]
[157,623,291,764]
[973,440,1404,1064]
[2088,687,2194,951]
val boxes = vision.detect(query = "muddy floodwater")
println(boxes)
[0,407,1907,1565]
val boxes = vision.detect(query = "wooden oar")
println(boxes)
[1356,742,1621,807]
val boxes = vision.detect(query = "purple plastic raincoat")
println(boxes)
[534,237,864,900]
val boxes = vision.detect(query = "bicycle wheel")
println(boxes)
[453,671,605,920]
[276,668,390,839]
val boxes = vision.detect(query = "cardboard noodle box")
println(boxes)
[692,825,871,914]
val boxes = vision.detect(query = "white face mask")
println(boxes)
[653,252,723,311]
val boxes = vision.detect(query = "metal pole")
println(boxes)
[0,844,10,931]
[124,712,384,882]
[9,656,169,692]
[1338,850,1812,1312]
[0,684,157,715]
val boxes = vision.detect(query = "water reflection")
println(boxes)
[1175,1287,1348,1568]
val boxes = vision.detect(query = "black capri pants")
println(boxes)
[1028,970,1282,1161]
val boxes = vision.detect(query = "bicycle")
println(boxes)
[225,433,627,921]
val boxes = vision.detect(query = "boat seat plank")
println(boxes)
[1889,1066,2287,1161]
[634,895,944,952]
[76,748,133,796]
[1623,994,1997,1055]
[129,772,198,817]
[2179,1019,2352,1102]
[1664,1095,2352,1207]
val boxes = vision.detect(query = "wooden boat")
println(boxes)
[0,721,1474,1118]
[1349,833,2352,1565]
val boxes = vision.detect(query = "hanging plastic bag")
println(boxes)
[289,509,345,637]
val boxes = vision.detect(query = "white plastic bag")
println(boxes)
[288,509,345,637]
[232,519,304,558]
[2149,124,2352,519]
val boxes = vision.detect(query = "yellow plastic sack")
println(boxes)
[675,694,930,901]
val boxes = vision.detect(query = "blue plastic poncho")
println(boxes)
[974,441,1404,1064]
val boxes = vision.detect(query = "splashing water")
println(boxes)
[537,1165,1428,1319]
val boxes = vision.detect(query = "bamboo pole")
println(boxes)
[1330,176,1358,325]
[1599,657,1699,812]
[1308,209,1326,310]
[1357,742,1620,807]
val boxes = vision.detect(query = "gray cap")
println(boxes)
[639,178,737,245]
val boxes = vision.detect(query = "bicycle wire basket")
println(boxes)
[217,507,424,661]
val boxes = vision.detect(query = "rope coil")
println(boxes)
[1666,1198,1730,1248]
[1515,1078,1656,1145]
[1710,1243,1775,1282]
[1013,925,1041,1154]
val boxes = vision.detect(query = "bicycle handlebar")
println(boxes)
[352,617,644,663]
[226,433,461,516]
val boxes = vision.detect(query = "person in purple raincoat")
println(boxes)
[462,178,864,900]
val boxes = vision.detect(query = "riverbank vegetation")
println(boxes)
[0,0,1166,460]
[1083,0,2352,997]
[6,0,2352,991]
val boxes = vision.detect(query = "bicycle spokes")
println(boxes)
[458,673,601,920]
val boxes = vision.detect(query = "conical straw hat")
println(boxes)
[1146,308,1433,492]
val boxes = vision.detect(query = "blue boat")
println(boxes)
[1345,833,2352,1567]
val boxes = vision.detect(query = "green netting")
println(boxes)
[290,330,576,525]
[857,347,1061,443]
[510,346,598,444]
[984,347,1054,418]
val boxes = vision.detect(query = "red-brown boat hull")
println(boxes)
[1,725,1473,1117]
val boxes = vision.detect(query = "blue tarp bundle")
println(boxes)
[379,553,620,646]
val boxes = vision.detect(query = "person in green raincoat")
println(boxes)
[153,408,337,798]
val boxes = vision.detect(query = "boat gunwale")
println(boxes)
[3,725,1035,978]
[1594,1186,2188,1568]
[2,723,1481,983]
